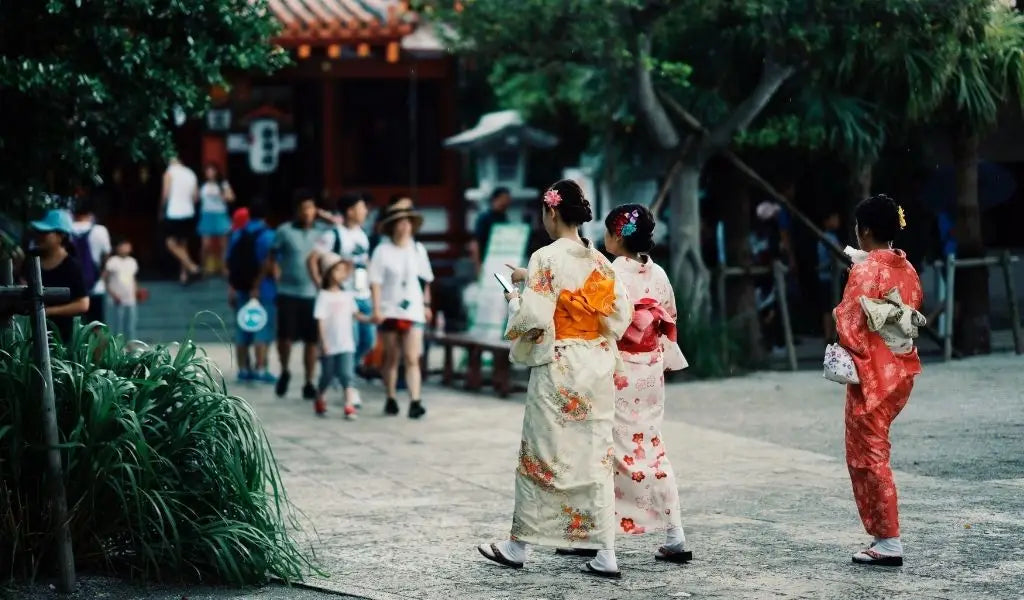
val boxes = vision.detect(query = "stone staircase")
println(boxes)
[136,277,236,344]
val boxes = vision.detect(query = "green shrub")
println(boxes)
[0,320,315,584]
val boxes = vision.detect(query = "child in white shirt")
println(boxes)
[314,252,370,419]
[104,238,139,340]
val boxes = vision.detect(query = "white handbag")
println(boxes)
[823,343,860,385]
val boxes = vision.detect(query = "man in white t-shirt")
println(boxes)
[307,192,375,367]
[160,156,201,284]
[70,197,112,323]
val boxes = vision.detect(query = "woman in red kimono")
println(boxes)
[834,194,924,567]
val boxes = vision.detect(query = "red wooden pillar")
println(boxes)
[322,79,340,199]
[201,134,227,175]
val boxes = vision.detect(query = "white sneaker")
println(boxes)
[352,390,362,407]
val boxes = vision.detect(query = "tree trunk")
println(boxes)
[669,163,711,319]
[952,124,991,355]
[847,162,872,233]
[721,174,764,364]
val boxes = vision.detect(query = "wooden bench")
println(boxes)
[427,332,521,397]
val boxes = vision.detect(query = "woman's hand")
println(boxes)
[371,311,384,325]
[504,290,520,302]
[525,328,544,343]
[506,263,528,285]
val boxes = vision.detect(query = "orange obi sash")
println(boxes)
[553,269,616,341]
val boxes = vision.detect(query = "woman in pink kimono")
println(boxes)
[557,204,692,564]
[834,194,924,567]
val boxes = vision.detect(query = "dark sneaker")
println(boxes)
[302,382,317,401]
[237,369,254,383]
[384,397,400,416]
[275,371,291,398]
[408,401,426,420]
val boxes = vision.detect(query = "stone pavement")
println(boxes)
[193,345,1024,600]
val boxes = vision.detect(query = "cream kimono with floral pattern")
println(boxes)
[504,238,632,550]
[610,256,688,536]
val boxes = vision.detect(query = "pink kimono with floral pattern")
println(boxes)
[610,256,688,536]
[834,249,923,538]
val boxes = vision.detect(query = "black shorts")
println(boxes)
[276,295,318,343]
[164,217,195,240]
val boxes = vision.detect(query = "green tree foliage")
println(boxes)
[0,0,287,209]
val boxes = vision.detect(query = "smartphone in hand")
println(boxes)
[494,272,515,294]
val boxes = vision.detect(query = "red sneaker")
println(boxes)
[314,394,328,417]
[344,404,358,420]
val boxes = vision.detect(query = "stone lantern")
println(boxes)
[444,110,557,224]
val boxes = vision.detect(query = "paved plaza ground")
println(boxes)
[14,347,1024,600]
[218,346,1022,600]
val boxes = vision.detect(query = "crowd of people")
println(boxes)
[476,183,923,577]
[225,188,435,420]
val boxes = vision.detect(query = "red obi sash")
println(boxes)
[618,298,676,353]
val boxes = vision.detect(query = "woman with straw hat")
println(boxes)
[367,199,434,419]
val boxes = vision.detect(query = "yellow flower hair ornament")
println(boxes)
[897,205,907,230]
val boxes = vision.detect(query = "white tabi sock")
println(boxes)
[495,539,528,563]
[872,537,903,556]
[589,549,619,573]
[665,526,687,551]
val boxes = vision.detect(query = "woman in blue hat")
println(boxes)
[22,209,90,344]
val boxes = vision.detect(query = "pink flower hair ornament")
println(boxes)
[543,189,562,208]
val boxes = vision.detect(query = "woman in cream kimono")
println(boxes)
[557,205,693,564]
[477,180,632,578]
[834,194,924,567]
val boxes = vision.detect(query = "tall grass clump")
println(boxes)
[0,320,315,584]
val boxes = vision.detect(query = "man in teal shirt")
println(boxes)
[270,189,327,399]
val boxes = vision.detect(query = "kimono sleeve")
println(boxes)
[603,272,633,340]
[834,262,879,360]
[659,270,689,371]
[504,250,556,342]
[504,250,557,366]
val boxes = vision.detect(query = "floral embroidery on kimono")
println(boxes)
[609,256,688,535]
[501,238,632,550]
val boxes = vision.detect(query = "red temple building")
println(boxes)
[102,1,462,272]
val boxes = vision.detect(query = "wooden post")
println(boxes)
[1001,251,1023,355]
[27,257,75,592]
[944,254,956,362]
[716,267,729,367]
[773,261,798,372]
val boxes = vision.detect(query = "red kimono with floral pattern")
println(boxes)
[834,249,923,538]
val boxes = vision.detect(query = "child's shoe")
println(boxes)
[344,405,358,421]
[314,394,328,417]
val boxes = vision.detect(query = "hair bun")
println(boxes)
[605,204,656,253]
[547,179,593,225]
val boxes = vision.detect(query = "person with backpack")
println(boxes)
[227,198,277,383]
[70,197,112,324]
